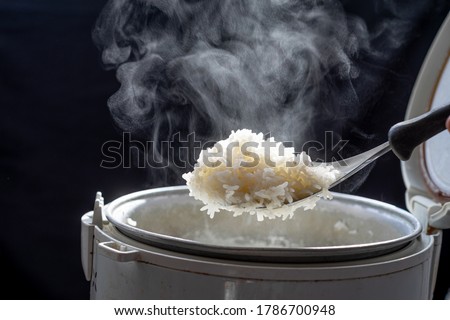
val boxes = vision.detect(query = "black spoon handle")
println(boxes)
[388,103,450,161]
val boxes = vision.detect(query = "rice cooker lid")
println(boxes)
[402,12,450,230]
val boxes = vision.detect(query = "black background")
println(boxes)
[1,0,449,299]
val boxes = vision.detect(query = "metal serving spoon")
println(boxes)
[282,102,450,208]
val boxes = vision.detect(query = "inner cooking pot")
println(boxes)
[105,186,421,262]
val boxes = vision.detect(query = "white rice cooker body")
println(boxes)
[81,190,438,299]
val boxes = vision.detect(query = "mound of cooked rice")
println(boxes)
[182,129,339,221]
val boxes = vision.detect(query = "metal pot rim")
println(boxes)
[105,186,422,263]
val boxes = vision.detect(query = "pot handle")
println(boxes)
[98,241,140,262]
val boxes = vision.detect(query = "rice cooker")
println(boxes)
[81,13,450,299]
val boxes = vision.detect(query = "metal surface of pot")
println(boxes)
[104,186,421,263]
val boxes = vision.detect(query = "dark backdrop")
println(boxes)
[1,0,449,299]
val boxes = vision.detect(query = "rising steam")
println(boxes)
[93,0,428,186]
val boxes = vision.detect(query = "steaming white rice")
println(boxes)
[182,129,340,221]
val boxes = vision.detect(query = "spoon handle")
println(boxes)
[388,103,450,161]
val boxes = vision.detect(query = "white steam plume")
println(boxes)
[93,0,429,186]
